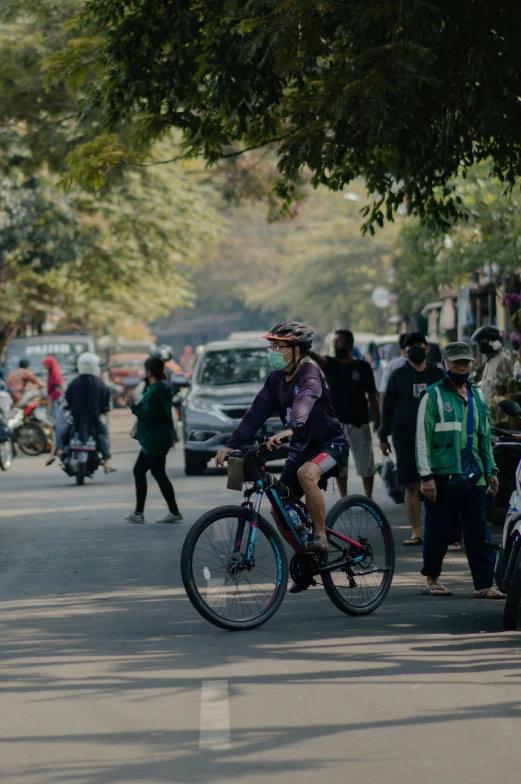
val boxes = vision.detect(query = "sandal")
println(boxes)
[420,584,453,596]
[474,588,506,600]
[403,536,422,546]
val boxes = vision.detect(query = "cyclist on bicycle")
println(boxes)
[215,322,349,555]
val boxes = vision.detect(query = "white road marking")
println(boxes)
[199,680,231,750]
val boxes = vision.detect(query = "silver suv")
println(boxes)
[181,339,288,475]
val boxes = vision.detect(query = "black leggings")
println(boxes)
[133,451,179,515]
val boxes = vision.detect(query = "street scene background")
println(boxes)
[1,412,519,784]
[3,2,521,783]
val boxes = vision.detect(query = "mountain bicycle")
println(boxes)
[181,441,395,631]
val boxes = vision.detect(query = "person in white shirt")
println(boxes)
[472,325,512,408]
[379,333,409,403]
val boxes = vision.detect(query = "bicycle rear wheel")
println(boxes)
[181,505,288,631]
[322,494,395,615]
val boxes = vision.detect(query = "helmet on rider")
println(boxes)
[262,322,314,350]
[471,325,503,355]
[159,345,173,362]
[151,345,173,362]
[262,322,314,372]
[77,352,100,375]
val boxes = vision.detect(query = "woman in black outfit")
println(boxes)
[124,356,182,524]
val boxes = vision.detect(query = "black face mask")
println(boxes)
[335,348,348,359]
[446,370,471,386]
[480,343,494,355]
[407,346,427,364]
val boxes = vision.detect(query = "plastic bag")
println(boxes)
[378,456,404,504]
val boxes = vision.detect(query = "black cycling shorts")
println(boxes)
[279,442,349,499]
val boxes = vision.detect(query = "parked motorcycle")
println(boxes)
[0,409,14,471]
[0,386,46,457]
[493,399,521,630]
[0,383,15,470]
[60,430,101,485]
[20,390,54,452]
[488,425,521,525]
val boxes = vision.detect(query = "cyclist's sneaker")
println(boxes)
[156,512,183,524]
[306,536,328,553]
[124,512,145,523]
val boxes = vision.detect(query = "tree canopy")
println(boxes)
[162,179,400,339]
[392,165,521,320]
[56,0,521,231]
[0,0,221,352]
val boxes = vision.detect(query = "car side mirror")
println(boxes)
[499,399,521,417]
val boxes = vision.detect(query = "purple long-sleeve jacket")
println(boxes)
[226,361,347,463]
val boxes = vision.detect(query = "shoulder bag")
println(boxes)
[447,385,483,495]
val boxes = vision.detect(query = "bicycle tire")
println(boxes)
[181,505,288,631]
[503,552,521,631]
[322,494,395,616]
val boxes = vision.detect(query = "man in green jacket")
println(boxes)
[416,342,504,599]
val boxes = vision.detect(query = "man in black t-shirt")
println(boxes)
[310,330,380,498]
[378,332,445,545]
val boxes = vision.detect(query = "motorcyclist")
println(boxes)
[62,352,115,472]
[6,358,45,404]
[180,345,196,374]
[153,345,184,378]
[472,325,512,407]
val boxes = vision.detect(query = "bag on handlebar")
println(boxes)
[227,456,244,491]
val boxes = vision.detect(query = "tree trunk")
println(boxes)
[0,322,21,363]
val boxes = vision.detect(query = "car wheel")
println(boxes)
[184,451,207,476]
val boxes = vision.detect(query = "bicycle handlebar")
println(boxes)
[227,440,271,461]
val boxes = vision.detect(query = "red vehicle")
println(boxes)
[107,353,148,391]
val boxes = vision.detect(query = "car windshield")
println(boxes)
[198,349,270,386]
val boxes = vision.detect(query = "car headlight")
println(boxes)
[186,397,216,414]
[185,397,226,419]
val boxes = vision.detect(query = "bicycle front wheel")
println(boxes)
[181,505,288,631]
[323,494,395,616]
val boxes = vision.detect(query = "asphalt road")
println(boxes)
[1,410,520,784]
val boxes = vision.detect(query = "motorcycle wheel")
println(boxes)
[76,462,86,486]
[0,438,14,471]
[16,422,47,456]
[503,553,521,631]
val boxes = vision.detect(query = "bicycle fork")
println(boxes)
[233,482,264,566]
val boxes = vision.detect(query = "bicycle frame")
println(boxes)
[232,476,368,574]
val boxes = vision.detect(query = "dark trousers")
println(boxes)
[133,450,179,515]
[422,482,496,590]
